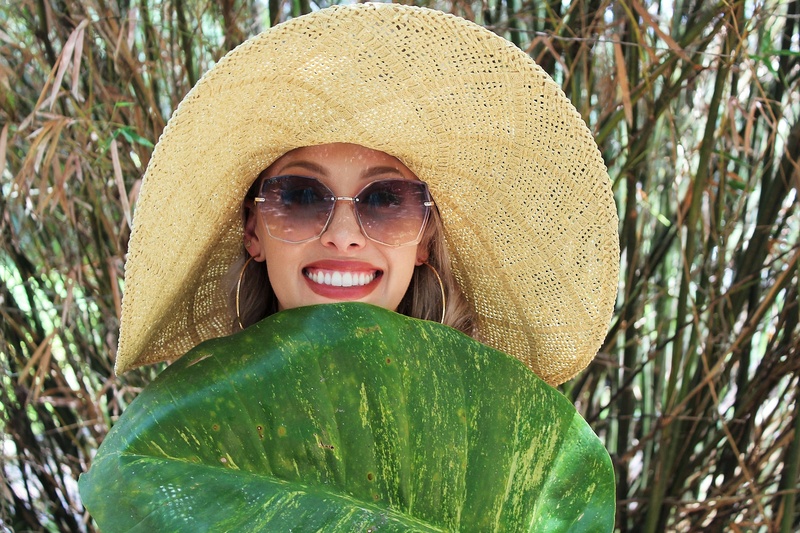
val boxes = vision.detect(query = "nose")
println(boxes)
[319,199,367,250]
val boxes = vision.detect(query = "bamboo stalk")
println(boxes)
[778,373,800,532]
[175,0,197,86]
[643,3,742,529]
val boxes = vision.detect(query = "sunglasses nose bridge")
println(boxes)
[320,196,368,242]
[330,196,359,220]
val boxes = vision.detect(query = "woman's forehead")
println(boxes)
[266,143,419,183]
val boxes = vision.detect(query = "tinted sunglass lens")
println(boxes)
[258,176,332,242]
[356,180,430,245]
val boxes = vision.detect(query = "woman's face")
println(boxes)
[245,143,429,312]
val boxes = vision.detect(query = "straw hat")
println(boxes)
[116,3,619,385]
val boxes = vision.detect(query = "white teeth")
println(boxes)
[307,270,376,287]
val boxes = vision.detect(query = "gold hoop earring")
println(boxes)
[236,256,255,330]
[423,262,446,324]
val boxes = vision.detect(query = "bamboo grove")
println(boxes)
[1,0,798,531]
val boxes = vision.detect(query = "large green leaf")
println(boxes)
[80,303,614,531]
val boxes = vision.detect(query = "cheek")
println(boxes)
[386,248,421,297]
[262,240,299,302]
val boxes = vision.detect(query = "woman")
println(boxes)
[86,3,620,530]
[235,142,476,336]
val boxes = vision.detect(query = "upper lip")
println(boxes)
[303,259,382,273]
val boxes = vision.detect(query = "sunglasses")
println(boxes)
[253,175,434,246]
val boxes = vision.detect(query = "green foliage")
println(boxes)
[1,0,798,532]
[79,303,615,532]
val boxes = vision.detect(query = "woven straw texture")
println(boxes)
[116,3,620,385]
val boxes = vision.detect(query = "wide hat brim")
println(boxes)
[116,3,619,385]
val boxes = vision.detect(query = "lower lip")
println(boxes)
[303,271,382,300]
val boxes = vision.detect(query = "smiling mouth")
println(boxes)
[304,269,380,287]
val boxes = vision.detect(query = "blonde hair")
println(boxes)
[396,207,475,336]
[227,201,476,337]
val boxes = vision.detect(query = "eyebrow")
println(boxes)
[275,161,326,176]
[276,161,407,181]
[360,166,407,181]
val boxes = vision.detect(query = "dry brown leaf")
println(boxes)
[127,7,138,51]
[743,102,756,155]
[18,331,57,387]
[49,19,89,111]
[108,256,123,321]
[530,36,568,75]
[33,119,69,214]
[61,274,75,325]
[71,21,87,103]
[631,0,692,64]
[129,177,143,209]
[111,139,132,229]
[0,123,8,179]
[15,122,55,196]
[613,38,634,128]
